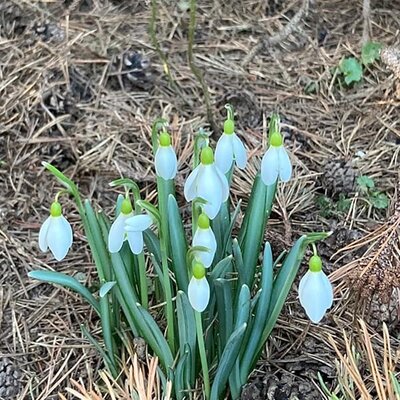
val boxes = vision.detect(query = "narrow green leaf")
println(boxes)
[81,324,118,378]
[99,295,116,372]
[143,229,162,265]
[174,347,190,400]
[28,270,100,314]
[168,195,189,292]
[109,178,141,201]
[238,174,276,289]
[215,278,233,351]
[109,251,174,370]
[136,200,161,224]
[222,200,242,256]
[99,282,116,298]
[232,239,245,289]
[42,162,78,196]
[240,243,273,383]
[212,200,230,261]
[176,291,196,386]
[84,201,111,281]
[210,323,247,400]
[210,255,233,282]
[229,285,251,399]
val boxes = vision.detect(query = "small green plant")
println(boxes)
[337,41,382,86]
[339,57,363,85]
[316,194,351,218]
[357,175,389,210]
[29,109,333,399]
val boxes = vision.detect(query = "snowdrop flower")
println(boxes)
[192,213,216,268]
[215,118,247,174]
[155,132,178,180]
[299,255,333,323]
[124,213,153,254]
[108,198,134,253]
[184,146,229,219]
[188,261,209,312]
[39,201,73,261]
[261,130,292,186]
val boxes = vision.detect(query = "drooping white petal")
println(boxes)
[188,276,210,312]
[39,216,51,252]
[277,146,292,183]
[299,270,333,323]
[46,215,73,261]
[197,165,223,219]
[232,133,247,169]
[126,231,144,254]
[215,165,229,203]
[215,134,234,174]
[155,146,178,180]
[184,165,200,201]
[108,212,132,253]
[261,146,279,186]
[193,227,217,268]
[125,214,152,232]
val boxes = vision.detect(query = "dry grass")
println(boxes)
[1,0,400,398]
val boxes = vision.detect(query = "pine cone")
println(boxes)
[320,159,356,198]
[0,358,21,398]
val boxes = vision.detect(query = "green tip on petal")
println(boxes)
[197,213,210,229]
[193,261,206,279]
[309,255,322,272]
[159,132,171,147]
[200,146,214,165]
[50,201,62,217]
[121,198,133,214]
[270,131,283,147]
[224,119,234,135]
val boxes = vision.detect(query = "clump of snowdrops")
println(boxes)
[30,107,333,399]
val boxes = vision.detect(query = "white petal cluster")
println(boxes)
[125,214,153,254]
[155,131,178,180]
[108,211,134,253]
[155,146,177,180]
[188,275,210,312]
[261,145,292,186]
[299,270,333,323]
[188,260,209,313]
[192,222,216,268]
[184,147,229,219]
[215,132,247,174]
[39,203,73,261]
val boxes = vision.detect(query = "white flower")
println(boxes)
[299,256,333,323]
[192,213,216,268]
[184,146,229,219]
[39,201,73,261]
[108,198,134,253]
[215,119,247,174]
[261,131,292,186]
[124,214,153,254]
[188,262,209,312]
[155,132,177,180]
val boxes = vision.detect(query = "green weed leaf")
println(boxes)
[361,41,382,66]
[357,175,375,191]
[340,57,363,85]
[370,192,389,209]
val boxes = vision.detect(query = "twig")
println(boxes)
[188,0,217,134]
[362,0,371,44]
[241,0,310,67]
[149,0,189,105]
